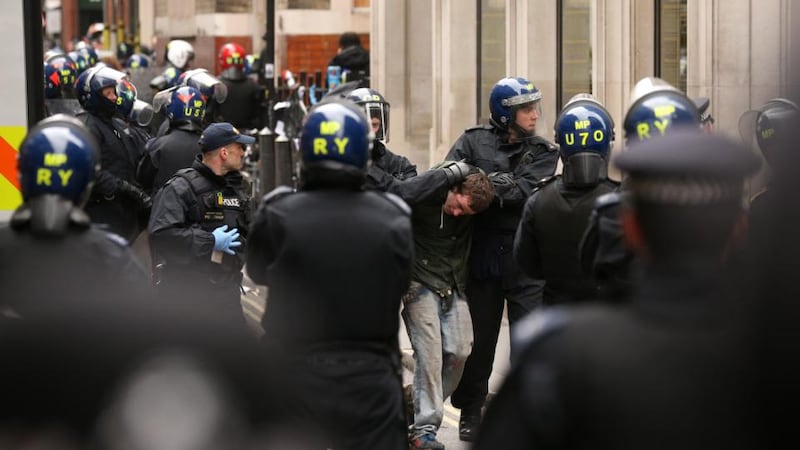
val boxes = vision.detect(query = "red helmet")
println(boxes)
[219,43,245,71]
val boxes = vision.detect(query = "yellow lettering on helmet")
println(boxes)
[57,169,73,186]
[564,133,575,145]
[44,153,68,167]
[36,168,52,186]
[761,128,775,139]
[653,119,669,135]
[579,132,589,146]
[575,120,591,130]
[334,137,349,154]
[637,122,651,140]
[594,130,605,142]
[653,104,676,118]
[320,121,341,135]
[313,137,328,155]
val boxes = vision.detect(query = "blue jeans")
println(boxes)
[402,281,473,437]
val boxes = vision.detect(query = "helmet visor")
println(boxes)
[364,102,390,142]
[502,90,542,107]
[183,69,228,104]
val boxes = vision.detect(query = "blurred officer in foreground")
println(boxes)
[475,130,761,450]
[0,115,148,319]
[446,77,558,441]
[76,64,152,242]
[148,123,254,326]
[579,77,700,301]
[137,85,208,194]
[515,94,618,305]
[246,99,413,450]
[217,42,262,130]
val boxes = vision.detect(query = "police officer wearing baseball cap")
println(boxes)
[149,122,255,325]
[474,129,761,450]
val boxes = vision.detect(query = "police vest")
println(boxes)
[531,178,615,303]
[174,168,249,275]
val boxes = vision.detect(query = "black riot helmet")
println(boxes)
[347,88,391,143]
[739,98,800,165]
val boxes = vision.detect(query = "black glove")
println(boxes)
[119,180,152,211]
[440,160,477,185]
[488,171,515,188]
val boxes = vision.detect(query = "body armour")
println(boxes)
[150,160,250,286]
[520,177,616,304]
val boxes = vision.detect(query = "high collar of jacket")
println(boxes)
[192,157,227,187]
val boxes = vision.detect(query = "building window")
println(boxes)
[477,0,506,124]
[656,0,687,91]
[558,0,592,112]
[284,0,331,9]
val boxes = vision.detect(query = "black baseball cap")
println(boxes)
[198,122,255,152]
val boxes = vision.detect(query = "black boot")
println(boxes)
[458,407,481,442]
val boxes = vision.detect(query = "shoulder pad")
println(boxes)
[104,231,129,248]
[260,185,294,205]
[510,307,570,358]
[464,124,494,133]
[593,191,623,211]
[381,191,412,216]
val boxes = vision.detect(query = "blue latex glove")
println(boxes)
[211,225,242,255]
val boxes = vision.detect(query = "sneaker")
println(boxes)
[409,433,445,450]
[458,411,481,442]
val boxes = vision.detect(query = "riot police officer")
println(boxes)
[347,87,417,184]
[347,87,471,205]
[474,130,761,450]
[514,94,619,305]
[151,68,228,137]
[445,76,558,441]
[137,85,208,194]
[149,39,194,92]
[75,64,152,242]
[148,122,254,325]
[0,114,149,319]
[217,42,262,130]
[43,53,82,116]
[579,77,701,300]
[739,98,799,222]
[246,99,413,450]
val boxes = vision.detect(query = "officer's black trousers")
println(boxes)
[287,348,407,450]
[451,270,543,413]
